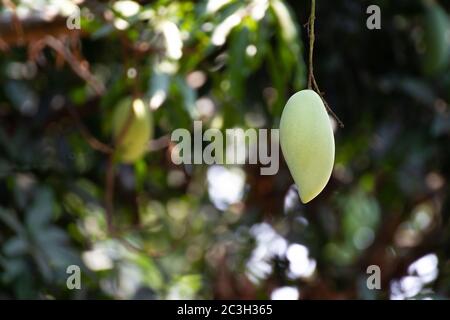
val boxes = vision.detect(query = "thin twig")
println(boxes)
[105,155,115,233]
[307,0,315,89]
[103,113,133,234]
[43,36,105,95]
[2,0,24,44]
[103,97,141,234]
[312,74,345,128]
[149,135,170,151]
[42,36,119,230]
[65,104,114,154]
[307,0,344,128]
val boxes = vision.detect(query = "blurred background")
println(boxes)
[0,0,450,300]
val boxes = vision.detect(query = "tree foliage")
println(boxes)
[0,0,449,299]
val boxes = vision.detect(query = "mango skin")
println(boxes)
[112,98,153,163]
[280,90,335,203]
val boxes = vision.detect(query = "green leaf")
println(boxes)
[175,76,198,119]
[0,208,24,234]
[25,187,54,230]
[228,25,250,102]
[148,68,170,110]
[3,237,28,256]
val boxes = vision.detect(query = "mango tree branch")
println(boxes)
[0,15,77,47]
[42,36,105,95]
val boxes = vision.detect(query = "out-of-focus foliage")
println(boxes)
[0,0,449,300]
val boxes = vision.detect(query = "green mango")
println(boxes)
[280,90,335,203]
[112,97,153,163]
[423,2,450,75]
